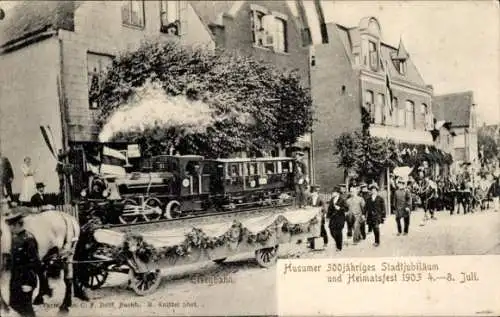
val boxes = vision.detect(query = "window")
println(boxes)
[160,0,180,34]
[354,53,360,65]
[275,18,287,52]
[368,40,378,71]
[398,60,406,74]
[121,1,145,28]
[250,10,265,46]
[392,97,399,126]
[365,90,375,123]
[250,10,288,52]
[375,93,384,124]
[405,100,415,130]
[87,53,113,109]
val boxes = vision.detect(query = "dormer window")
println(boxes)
[368,41,379,71]
[398,60,406,74]
[160,1,181,35]
[250,5,288,53]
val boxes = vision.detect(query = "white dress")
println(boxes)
[19,163,37,202]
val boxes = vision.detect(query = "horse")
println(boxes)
[0,208,83,313]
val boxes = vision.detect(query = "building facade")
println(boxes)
[0,0,214,193]
[189,0,326,180]
[433,91,479,172]
[311,17,436,190]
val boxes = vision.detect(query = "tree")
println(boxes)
[478,129,499,163]
[94,40,313,157]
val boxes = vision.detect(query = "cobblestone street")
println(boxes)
[2,209,498,317]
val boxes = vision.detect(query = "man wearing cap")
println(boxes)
[326,186,348,251]
[392,179,412,236]
[294,152,309,208]
[4,207,41,317]
[364,183,385,246]
[30,182,47,209]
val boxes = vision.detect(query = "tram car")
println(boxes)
[77,151,298,224]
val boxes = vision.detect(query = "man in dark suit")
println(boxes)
[326,186,348,251]
[307,185,328,246]
[30,182,47,209]
[0,154,14,201]
[364,183,386,246]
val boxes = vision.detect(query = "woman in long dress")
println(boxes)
[19,156,37,204]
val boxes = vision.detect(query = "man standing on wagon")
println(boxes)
[294,152,308,208]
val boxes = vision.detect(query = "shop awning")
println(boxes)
[369,125,434,145]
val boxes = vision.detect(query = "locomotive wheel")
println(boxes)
[82,262,109,290]
[255,245,279,268]
[144,197,162,221]
[165,200,182,219]
[129,269,162,296]
[119,199,139,224]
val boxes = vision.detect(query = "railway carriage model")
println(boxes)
[79,153,298,224]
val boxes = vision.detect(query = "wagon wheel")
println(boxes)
[119,198,139,224]
[165,200,182,219]
[255,245,279,268]
[129,269,162,296]
[213,257,227,264]
[143,197,162,221]
[82,262,109,290]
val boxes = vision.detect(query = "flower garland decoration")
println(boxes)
[101,214,322,263]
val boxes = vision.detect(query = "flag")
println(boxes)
[100,146,126,177]
[381,56,394,114]
[40,125,57,159]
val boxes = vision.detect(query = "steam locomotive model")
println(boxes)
[78,154,298,224]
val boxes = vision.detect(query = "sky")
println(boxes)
[307,0,500,125]
[1,1,499,125]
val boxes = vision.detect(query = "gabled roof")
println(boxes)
[433,91,474,128]
[1,1,80,49]
[189,1,236,27]
[393,38,409,60]
[331,22,426,87]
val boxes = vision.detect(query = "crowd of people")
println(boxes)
[304,168,500,253]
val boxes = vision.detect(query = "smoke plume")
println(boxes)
[99,81,215,142]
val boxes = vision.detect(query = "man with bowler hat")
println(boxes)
[4,207,41,317]
[364,183,385,246]
[30,182,47,209]
[326,186,348,251]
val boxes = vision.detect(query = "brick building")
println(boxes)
[433,91,479,173]
[189,0,327,179]
[0,1,214,193]
[311,17,436,190]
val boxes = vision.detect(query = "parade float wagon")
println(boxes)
[79,206,322,296]
[68,142,320,296]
